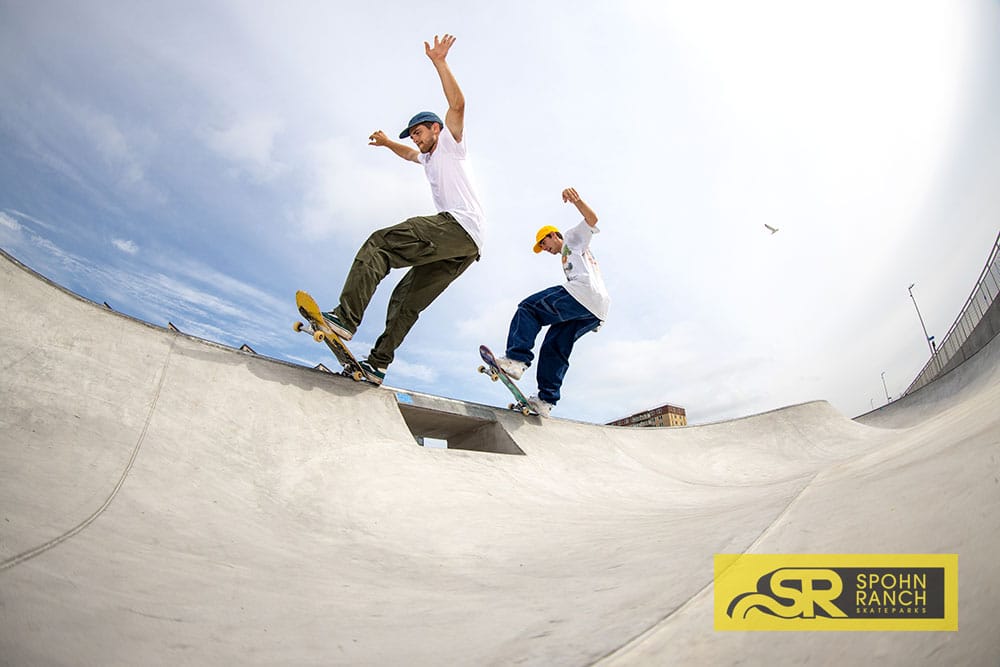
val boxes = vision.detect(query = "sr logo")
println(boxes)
[727,568,848,620]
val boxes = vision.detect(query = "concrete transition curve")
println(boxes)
[1,247,998,665]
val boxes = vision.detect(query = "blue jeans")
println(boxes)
[505,286,601,405]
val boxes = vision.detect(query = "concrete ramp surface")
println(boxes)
[1,248,998,665]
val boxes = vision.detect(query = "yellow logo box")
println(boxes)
[714,554,958,631]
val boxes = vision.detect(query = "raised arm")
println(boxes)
[424,34,465,142]
[562,188,598,227]
[369,130,420,163]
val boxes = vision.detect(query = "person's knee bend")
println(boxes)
[366,229,389,249]
[518,294,542,311]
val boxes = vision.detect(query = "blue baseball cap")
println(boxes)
[399,111,443,139]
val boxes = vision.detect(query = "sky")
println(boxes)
[1,0,998,425]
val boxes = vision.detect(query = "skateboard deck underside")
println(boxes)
[478,345,535,415]
[294,290,367,382]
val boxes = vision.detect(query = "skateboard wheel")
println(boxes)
[490,373,499,382]
[293,321,305,332]
[521,406,531,416]
[477,365,486,374]
[314,330,326,343]
[508,403,515,410]
[351,371,364,382]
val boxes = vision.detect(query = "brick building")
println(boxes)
[607,403,687,428]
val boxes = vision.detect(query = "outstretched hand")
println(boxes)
[369,130,389,147]
[563,187,599,226]
[562,188,582,204]
[424,34,456,63]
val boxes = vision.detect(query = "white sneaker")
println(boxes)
[527,394,554,418]
[496,356,528,380]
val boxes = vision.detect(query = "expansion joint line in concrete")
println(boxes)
[591,469,823,665]
[0,339,177,572]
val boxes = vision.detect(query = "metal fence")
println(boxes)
[904,230,1000,395]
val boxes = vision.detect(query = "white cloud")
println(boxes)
[560,319,779,422]
[5,209,58,233]
[160,256,288,315]
[111,238,138,254]
[75,105,164,204]
[386,358,437,383]
[453,296,521,344]
[203,114,286,181]
[0,212,22,232]
[297,136,430,241]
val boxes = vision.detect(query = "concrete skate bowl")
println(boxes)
[1,247,997,665]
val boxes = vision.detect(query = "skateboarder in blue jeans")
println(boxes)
[496,188,610,417]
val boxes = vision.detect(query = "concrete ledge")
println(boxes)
[393,391,525,455]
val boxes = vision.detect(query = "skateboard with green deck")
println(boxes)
[478,344,536,416]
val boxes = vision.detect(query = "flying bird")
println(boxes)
[764,224,779,235]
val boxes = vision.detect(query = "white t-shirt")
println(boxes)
[418,126,486,251]
[561,220,610,321]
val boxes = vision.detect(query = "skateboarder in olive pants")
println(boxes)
[495,188,610,417]
[321,34,485,384]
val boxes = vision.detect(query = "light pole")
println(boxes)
[908,283,937,365]
[881,371,891,403]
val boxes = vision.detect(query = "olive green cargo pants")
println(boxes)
[333,212,479,368]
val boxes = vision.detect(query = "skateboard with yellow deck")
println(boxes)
[293,290,371,383]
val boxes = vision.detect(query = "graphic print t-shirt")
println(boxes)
[418,126,486,251]
[560,220,610,321]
